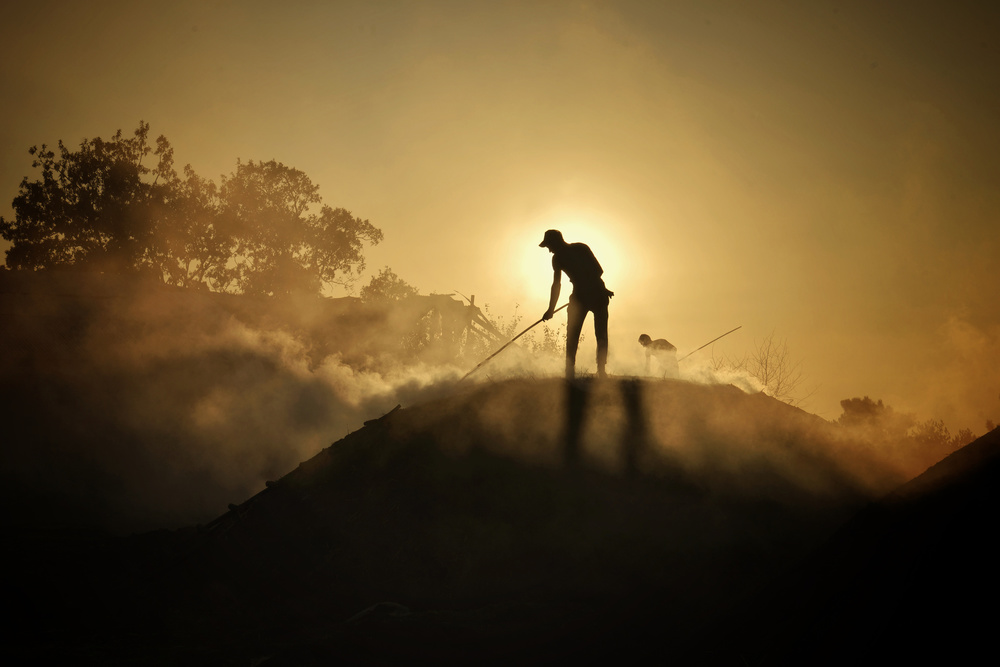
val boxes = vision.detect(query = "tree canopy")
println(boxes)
[359,266,419,302]
[0,122,382,296]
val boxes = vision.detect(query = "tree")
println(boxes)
[714,331,810,405]
[951,427,977,448]
[359,266,418,302]
[153,164,229,290]
[1,123,383,298]
[910,419,977,451]
[744,332,806,404]
[839,396,915,441]
[218,159,382,296]
[838,396,978,466]
[0,122,174,276]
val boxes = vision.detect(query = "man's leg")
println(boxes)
[565,297,586,380]
[594,303,609,378]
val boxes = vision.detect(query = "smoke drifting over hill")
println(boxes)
[1,270,957,534]
[9,269,996,664]
[1,271,466,532]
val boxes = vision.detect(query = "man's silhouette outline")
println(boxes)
[540,229,614,379]
[638,333,678,378]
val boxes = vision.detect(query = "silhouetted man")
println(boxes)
[540,229,614,379]
[638,333,678,378]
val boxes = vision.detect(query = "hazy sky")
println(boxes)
[2,0,998,429]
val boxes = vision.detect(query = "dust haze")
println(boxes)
[3,268,967,534]
[0,271,466,532]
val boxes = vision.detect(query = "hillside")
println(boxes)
[12,375,925,664]
[6,269,992,664]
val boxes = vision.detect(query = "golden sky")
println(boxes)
[2,0,998,429]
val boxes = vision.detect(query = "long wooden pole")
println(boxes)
[457,303,569,384]
[678,325,742,362]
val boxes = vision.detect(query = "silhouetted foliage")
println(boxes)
[909,418,951,450]
[744,333,807,404]
[157,164,230,289]
[489,304,523,341]
[838,396,978,468]
[528,321,565,356]
[714,331,810,405]
[910,419,977,451]
[359,266,418,302]
[838,396,915,441]
[218,160,382,296]
[0,122,173,276]
[456,303,566,377]
[1,122,382,297]
[953,427,976,447]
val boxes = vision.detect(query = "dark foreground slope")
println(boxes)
[726,425,1000,665]
[11,377,964,665]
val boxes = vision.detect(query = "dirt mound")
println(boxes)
[13,376,903,664]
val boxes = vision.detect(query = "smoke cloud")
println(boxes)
[0,271,464,533]
[913,314,1000,433]
[2,269,973,535]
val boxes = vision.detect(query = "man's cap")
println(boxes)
[539,229,564,248]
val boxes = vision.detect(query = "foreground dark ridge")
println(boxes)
[14,377,987,665]
[725,424,1000,665]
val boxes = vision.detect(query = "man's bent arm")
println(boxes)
[543,271,561,320]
